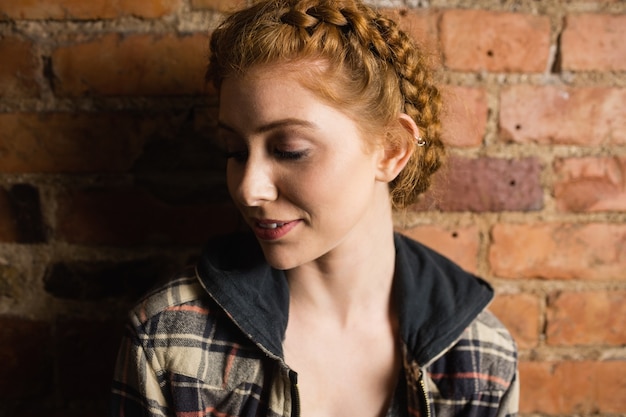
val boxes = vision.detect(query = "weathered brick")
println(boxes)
[0,0,180,20]
[55,187,240,245]
[0,112,190,173]
[554,156,626,212]
[441,86,488,148]
[500,86,626,145]
[190,0,246,12]
[399,225,479,273]
[547,290,626,346]
[0,36,39,97]
[440,9,550,72]
[414,156,543,212]
[0,184,46,243]
[519,361,626,414]
[52,33,209,96]
[44,258,179,300]
[382,8,440,61]
[0,317,52,399]
[490,293,541,350]
[490,223,626,280]
[562,14,626,71]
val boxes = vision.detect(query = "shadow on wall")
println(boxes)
[0,26,243,417]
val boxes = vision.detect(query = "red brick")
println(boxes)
[441,10,550,72]
[0,112,198,173]
[0,317,52,399]
[55,187,240,245]
[190,0,246,12]
[441,86,488,148]
[0,0,180,20]
[490,223,626,280]
[382,9,440,61]
[52,33,209,96]
[500,86,626,145]
[414,156,543,212]
[490,293,541,350]
[562,14,626,71]
[0,36,39,97]
[399,225,479,273]
[547,290,626,346]
[519,361,626,414]
[554,156,626,212]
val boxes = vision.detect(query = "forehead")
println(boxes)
[219,67,311,123]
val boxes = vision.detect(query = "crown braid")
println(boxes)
[207,0,444,208]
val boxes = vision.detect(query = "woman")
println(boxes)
[112,0,519,416]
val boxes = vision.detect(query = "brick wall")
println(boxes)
[0,0,624,416]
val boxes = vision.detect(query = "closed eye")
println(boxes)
[274,149,309,160]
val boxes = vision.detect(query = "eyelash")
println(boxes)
[274,150,308,160]
[224,149,309,162]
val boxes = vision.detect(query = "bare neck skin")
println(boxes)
[283,188,400,417]
[284,185,397,327]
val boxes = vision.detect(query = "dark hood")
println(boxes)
[196,232,493,366]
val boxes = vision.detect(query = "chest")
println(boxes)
[283,322,401,417]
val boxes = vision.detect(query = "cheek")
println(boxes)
[289,161,363,207]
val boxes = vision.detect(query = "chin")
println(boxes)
[259,247,303,271]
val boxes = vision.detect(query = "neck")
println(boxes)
[285,195,397,327]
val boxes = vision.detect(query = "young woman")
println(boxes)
[112,1,519,416]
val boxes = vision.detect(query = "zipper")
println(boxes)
[289,370,301,417]
[418,371,432,417]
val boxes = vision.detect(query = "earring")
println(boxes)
[415,136,427,147]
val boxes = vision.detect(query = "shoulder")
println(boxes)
[116,268,271,406]
[427,309,518,395]
[127,268,209,328]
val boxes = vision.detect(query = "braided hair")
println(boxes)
[207,0,444,208]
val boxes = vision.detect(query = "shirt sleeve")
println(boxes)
[111,314,171,417]
[495,369,520,417]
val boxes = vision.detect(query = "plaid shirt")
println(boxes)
[112,233,519,417]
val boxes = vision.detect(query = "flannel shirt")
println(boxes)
[112,233,519,416]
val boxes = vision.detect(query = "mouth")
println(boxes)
[252,219,300,240]
[257,221,288,229]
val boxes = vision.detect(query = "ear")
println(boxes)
[375,113,419,182]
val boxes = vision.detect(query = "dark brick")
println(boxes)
[0,37,40,98]
[43,258,179,300]
[414,156,543,212]
[55,187,240,245]
[55,319,125,402]
[0,111,195,174]
[0,184,46,243]
[0,317,53,400]
[0,187,19,241]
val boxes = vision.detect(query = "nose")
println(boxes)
[228,155,278,207]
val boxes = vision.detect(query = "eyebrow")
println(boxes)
[217,118,317,136]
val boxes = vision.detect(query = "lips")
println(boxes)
[252,219,300,240]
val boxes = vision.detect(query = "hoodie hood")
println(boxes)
[196,232,493,366]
